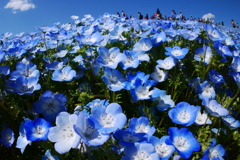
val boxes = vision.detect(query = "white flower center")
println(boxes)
[133,151,151,160]
[172,48,181,56]
[155,143,171,157]
[61,125,75,139]
[135,124,148,133]
[177,111,190,122]
[34,126,45,137]
[100,113,115,127]
[174,137,189,151]
[209,149,219,158]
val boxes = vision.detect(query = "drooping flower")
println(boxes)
[74,112,110,146]
[195,108,212,125]
[165,46,189,60]
[168,102,199,126]
[52,66,76,81]
[156,56,176,70]
[121,142,159,160]
[89,103,127,134]
[151,67,168,83]
[222,115,240,129]
[48,112,81,154]
[24,118,52,141]
[0,128,15,148]
[33,90,67,122]
[167,127,200,159]
[202,100,228,117]
[231,56,240,72]
[208,70,225,84]
[148,136,175,160]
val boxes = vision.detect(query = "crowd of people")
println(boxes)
[116,9,238,28]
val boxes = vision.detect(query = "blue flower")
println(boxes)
[0,65,10,75]
[133,37,153,52]
[42,150,59,160]
[165,46,189,60]
[198,81,216,101]
[33,90,67,122]
[89,103,127,134]
[96,47,126,69]
[48,112,81,154]
[102,68,129,91]
[194,46,212,64]
[168,102,199,126]
[148,136,175,160]
[9,76,41,95]
[52,66,76,81]
[201,142,225,160]
[151,31,166,46]
[231,56,240,72]
[0,128,15,148]
[24,118,52,141]
[128,116,155,136]
[195,109,212,125]
[121,142,159,160]
[16,118,32,153]
[157,56,176,70]
[208,70,225,84]
[230,72,240,88]
[45,61,64,71]
[120,50,139,70]
[150,67,168,83]
[151,88,174,111]
[222,115,240,129]
[203,100,228,117]
[167,127,200,159]
[74,112,110,146]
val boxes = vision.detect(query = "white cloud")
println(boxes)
[4,0,35,13]
[202,13,215,20]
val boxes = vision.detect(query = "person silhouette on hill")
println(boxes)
[138,12,143,20]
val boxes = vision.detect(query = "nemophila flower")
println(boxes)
[201,143,225,160]
[151,31,166,46]
[7,46,26,57]
[165,46,189,60]
[168,102,199,126]
[52,66,76,81]
[102,68,129,91]
[16,118,32,153]
[205,25,224,41]
[156,56,176,70]
[133,37,153,52]
[85,99,109,109]
[130,80,158,101]
[127,71,150,90]
[110,24,126,40]
[208,70,225,84]
[218,45,233,57]
[128,116,155,136]
[121,142,159,160]
[151,67,168,83]
[225,37,235,46]
[222,115,240,129]
[167,127,200,159]
[24,118,52,141]
[89,103,127,134]
[120,50,139,70]
[231,56,240,72]
[230,72,240,88]
[74,112,110,146]
[0,65,10,75]
[75,32,103,45]
[148,136,175,160]
[55,50,68,58]
[0,128,15,148]
[113,129,147,146]
[189,77,201,90]
[48,112,81,154]
[45,61,64,71]
[197,81,216,101]
[178,29,199,41]
[202,100,228,117]
[96,47,126,69]
[42,150,59,160]
[10,62,40,81]
[0,50,5,62]
[194,46,212,64]
[137,50,150,62]
[33,90,67,122]
[9,76,41,95]
[195,108,212,125]
[151,88,174,111]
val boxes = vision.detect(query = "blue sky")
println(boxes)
[0,0,240,35]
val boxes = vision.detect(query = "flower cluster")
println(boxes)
[0,13,240,159]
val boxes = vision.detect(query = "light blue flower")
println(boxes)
[194,46,212,64]
[74,112,110,146]
[0,65,10,75]
[201,142,225,160]
[89,103,127,134]
[45,61,64,71]
[133,37,153,52]
[203,100,228,117]
[33,90,67,122]
[150,67,168,83]
[231,56,240,72]
[120,50,139,70]
[208,70,225,84]
[156,56,176,70]
[121,142,159,160]
[198,81,216,101]
[128,116,155,136]
[148,136,175,160]
[195,108,212,125]
[167,127,200,159]
[151,31,166,46]
[168,102,199,126]
[24,118,52,141]
[96,47,126,69]
[230,72,240,88]
[48,112,81,154]
[0,128,15,148]
[222,115,240,129]
[52,66,76,81]
[165,46,188,60]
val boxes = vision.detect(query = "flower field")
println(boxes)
[0,13,240,159]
